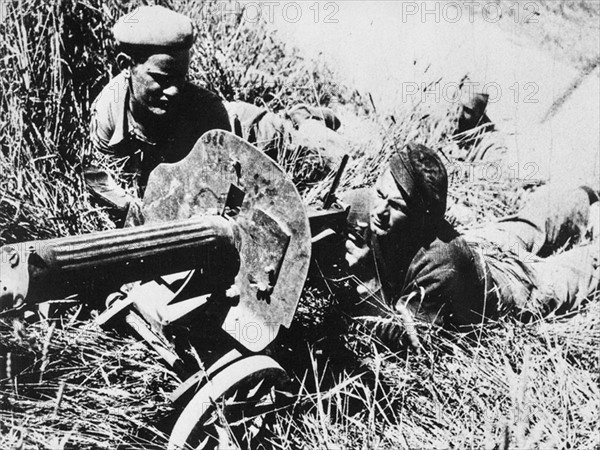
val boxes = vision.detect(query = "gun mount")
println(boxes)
[0,130,312,450]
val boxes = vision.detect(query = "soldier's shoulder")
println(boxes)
[182,82,225,109]
[415,225,474,268]
[92,72,129,112]
[89,72,129,151]
[180,82,231,132]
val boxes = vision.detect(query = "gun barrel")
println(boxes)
[37,216,234,270]
[0,215,239,309]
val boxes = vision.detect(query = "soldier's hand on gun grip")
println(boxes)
[345,230,372,274]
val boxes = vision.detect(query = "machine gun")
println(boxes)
[307,154,372,274]
[308,154,350,245]
[0,131,312,450]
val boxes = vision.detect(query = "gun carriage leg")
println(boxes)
[98,284,294,450]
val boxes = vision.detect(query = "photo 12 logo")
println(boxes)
[401,1,541,24]
[400,80,539,105]
[448,161,540,184]
[216,1,340,24]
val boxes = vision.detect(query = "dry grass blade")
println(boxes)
[1,1,599,449]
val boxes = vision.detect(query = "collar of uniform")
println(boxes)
[126,109,157,146]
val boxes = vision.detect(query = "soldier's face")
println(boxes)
[130,50,190,119]
[370,169,411,239]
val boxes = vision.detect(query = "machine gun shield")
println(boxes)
[141,130,311,352]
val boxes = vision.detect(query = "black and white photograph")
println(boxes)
[1,1,599,448]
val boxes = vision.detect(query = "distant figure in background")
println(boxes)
[343,143,599,348]
[85,6,230,222]
[453,92,495,160]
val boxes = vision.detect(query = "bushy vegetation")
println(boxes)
[1,1,598,449]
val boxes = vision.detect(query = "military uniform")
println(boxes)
[87,72,230,205]
[84,6,230,217]
[344,144,599,345]
[463,184,599,320]
[225,101,347,170]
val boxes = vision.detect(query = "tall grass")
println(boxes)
[0,0,118,242]
[269,296,600,449]
[0,319,174,449]
[1,1,598,450]
[0,0,346,243]
[0,0,353,446]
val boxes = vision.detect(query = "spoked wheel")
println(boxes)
[168,355,293,450]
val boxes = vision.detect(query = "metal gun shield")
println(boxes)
[141,130,311,352]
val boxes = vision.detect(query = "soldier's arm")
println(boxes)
[83,159,133,214]
[85,105,134,214]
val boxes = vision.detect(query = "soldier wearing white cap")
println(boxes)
[85,6,230,221]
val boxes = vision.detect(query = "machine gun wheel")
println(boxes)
[168,354,292,450]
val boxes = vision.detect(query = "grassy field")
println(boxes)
[1,1,598,449]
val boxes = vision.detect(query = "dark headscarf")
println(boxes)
[388,142,448,221]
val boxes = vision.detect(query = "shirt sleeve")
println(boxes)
[89,94,116,155]
[83,164,131,213]
[85,94,131,214]
[400,238,488,329]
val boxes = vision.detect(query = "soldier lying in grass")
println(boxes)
[225,101,347,173]
[343,142,599,348]
[84,6,231,221]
